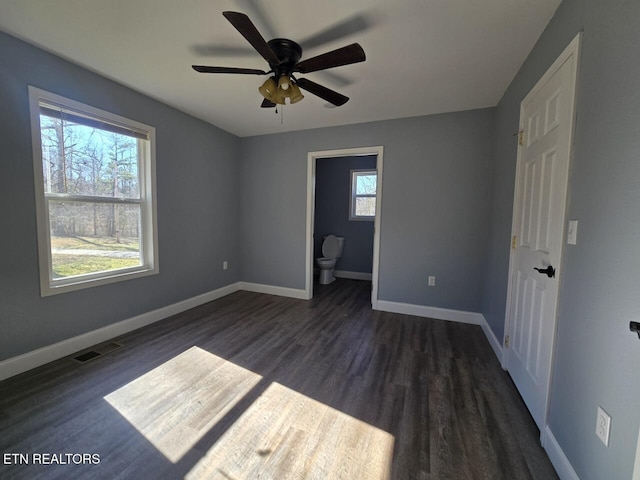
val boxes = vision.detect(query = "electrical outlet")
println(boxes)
[428,276,436,287]
[596,406,611,446]
[223,261,228,270]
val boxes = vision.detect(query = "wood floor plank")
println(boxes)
[0,279,558,480]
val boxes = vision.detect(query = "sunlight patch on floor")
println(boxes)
[104,346,262,463]
[186,382,395,480]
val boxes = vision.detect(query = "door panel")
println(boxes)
[506,35,581,431]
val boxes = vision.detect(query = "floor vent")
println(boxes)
[73,342,123,364]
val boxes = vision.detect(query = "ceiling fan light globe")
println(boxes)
[275,89,287,105]
[258,86,274,101]
[278,75,290,90]
[279,87,293,99]
[289,83,304,104]
[289,93,304,104]
[258,77,277,101]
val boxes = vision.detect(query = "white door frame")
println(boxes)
[305,146,384,303]
[633,425,640,480]
[503,33,581,439]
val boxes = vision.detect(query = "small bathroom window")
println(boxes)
[350,169,377,221]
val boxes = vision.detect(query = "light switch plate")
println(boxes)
[567,220,578,245]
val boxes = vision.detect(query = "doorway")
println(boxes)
[305,146,384,303]
[504,33,581,434]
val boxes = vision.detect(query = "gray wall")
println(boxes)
[240,108,494,312]
[314,155,376,274]
[482,0,640,478]
[0,32,241,361]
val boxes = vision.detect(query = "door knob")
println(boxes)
[534,265,556,278]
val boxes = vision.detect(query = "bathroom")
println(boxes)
[314,154,377,285]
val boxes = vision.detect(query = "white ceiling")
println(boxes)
[0,0,560,137]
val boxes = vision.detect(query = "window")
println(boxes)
[29,87,158,296]
[350,169,377,221]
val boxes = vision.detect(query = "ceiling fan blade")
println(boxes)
[192,65,267,75]
[295,43,365,74]
[222,11,279,65]
[233,0,278,41]
[295,78,349,106]
[299,14,374,50]
[261,99,276,108]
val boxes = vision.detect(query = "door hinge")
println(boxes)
[505,335,510,348]
[511,235,517,250]
[518,130,525,146]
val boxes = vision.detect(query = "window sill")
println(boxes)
[42,266,159,297]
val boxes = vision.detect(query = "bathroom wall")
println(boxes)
[314,155,377,275]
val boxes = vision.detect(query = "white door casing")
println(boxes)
[634,425,640,480]
[505,34,581,432]
[305,146,384,304]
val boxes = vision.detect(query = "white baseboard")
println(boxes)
[0,282,241,382]
[238,282,309,300]
[373,300,483,325]
[0,281,315,381]
[372,301,505,364]
[543,426,580,480]
[0,283,502,383]
[334,270,372,281]
[479,314,504,364]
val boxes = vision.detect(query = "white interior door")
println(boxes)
[506,34,581,431]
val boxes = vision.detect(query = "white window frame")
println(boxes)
[349,169,377,221]
[29,86,159,296]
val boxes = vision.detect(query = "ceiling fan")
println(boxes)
[192,11,366,108]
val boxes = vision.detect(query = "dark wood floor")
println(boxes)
[0,279,558,479]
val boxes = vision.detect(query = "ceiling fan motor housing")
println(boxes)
[267,38,302,78]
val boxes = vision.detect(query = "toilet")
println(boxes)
[316,235,345,285]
